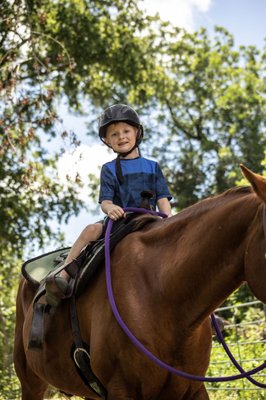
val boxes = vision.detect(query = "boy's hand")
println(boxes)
[106,204,125,221]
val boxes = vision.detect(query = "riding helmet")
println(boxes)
[98,104,144,144]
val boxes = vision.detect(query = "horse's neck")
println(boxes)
[154,195,260,323]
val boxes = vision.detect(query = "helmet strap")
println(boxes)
[115,144,139,185]
[114,130,142,185]
[115,156,124,186]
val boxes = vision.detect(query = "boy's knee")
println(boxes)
[81,223,102,241]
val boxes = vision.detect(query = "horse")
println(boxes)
[14,164,266,400]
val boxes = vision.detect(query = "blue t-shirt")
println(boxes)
[99,157,172,210]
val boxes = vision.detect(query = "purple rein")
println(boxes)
[104,207,266,386]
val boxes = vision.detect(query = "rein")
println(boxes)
[104,207,266,385]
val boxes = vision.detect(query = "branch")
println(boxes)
[185,107,204,140]
[0,28,9,48]
[31,30,73,67]
[165,99,198,139]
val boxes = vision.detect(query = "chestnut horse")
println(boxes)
[14,165,266,400]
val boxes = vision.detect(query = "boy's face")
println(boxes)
[105,122,138,154]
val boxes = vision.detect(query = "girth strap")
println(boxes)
[28,302,46,349]
[70,296,107,399]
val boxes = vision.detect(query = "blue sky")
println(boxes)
[141,0,266,48]
[47,0,266,250]
[193,0,265,48]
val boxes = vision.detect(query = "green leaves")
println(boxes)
[143,26,266,206]
[1,1,266,396]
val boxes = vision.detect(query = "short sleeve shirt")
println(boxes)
[99,157,172,210]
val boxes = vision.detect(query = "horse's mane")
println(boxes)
[129,186,254,233]
[174,185,254,221]
[203,185,253,207]
[222,185,252,197]
[129,214,161,231]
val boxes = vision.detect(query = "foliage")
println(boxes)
[1,0,156,396]
[207,291,266,399]
[141,26,266,208]
[0,253,22,399]
[1,0,266,397]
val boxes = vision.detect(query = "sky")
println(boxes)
[140,0,266,48]
[51,0,266,249]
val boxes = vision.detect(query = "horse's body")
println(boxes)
[14,165,266,399]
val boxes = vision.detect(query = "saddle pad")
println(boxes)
[75,213,156,296]
[22,247,71,285]
[21,215,135,287]
[23,213,159,289]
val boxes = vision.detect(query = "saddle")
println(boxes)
[23,213,147,299]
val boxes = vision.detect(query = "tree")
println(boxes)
[1,1,266,396]
[0,0,158,395]
[141,26,266,209]
[0,0,163,251]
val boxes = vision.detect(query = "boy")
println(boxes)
[45,104,172,306]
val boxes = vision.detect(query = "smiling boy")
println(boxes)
[45,104,172,306]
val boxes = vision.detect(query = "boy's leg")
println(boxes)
[60,222,103,279]
[45,222,103,306]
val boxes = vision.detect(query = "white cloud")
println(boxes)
[140,0,212,30]
[57,143,114,201]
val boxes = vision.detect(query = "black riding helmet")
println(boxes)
[98,104,144,148]
[98,104,144,185]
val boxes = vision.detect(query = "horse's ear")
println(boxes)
[240,164,266,202]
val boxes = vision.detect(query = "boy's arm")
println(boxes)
[101,200,126,221]
[157,197,173,217]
